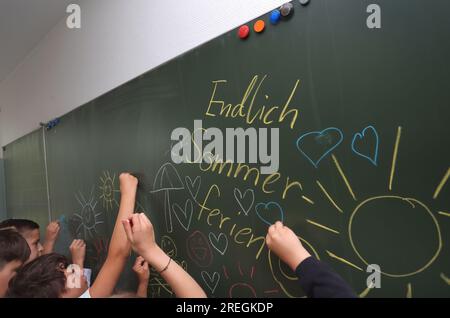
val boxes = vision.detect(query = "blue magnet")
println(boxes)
[270,10,281,24]
[46,118,60,130]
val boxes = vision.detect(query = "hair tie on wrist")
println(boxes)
[158,257,171,274]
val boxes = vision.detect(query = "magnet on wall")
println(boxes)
[280,2,294,16]
[253,19,265,33]
[238,25,250,39]
[299,0,310,6]
[270,10,281,24]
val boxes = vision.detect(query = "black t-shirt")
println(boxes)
[295,256,357,298]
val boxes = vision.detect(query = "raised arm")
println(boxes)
[69,239,86,269]
[62,239,88,298]
[132,256,150,298]
[42,221,60,254]
[89,173,137,298]
[123,213,207,298]
[266,221,356,298]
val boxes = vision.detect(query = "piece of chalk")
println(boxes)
[238,25,250,39]
[253,20,265,33]
[299,0,310,6]
[270,10,281,24]
[280,2,294,16]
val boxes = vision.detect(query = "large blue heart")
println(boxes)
[351,125,379,166]
[255,201,284,226]
[296,127,344,168]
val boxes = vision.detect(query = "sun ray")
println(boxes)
[359,287,371,298]
[331,154,357,201]
[388,126,402,191]
[359,281,375,298]
[326,250,363,271]
[99,171,119,211]
[73,213,82,219]
[433,168,450,199]
[440,273,450,285]
[406,283,412,298]
[75,193,83,206]
[316,180,343,213]
[302,195,314,205]
[306,219,340,234]
[79,191,87,204]
[438,211,450,217]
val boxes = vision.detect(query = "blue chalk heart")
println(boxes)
[351,125,379,166]
[296,127,344,168]
[255,202,284,226]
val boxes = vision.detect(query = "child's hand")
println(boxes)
[45,221,60,243]
[122,213,157,257]
[265,221,311,271]
[69,239,86,267]
[133,256,150,283]
[119,173,138,196]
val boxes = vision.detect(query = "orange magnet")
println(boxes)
[253,19,265,33]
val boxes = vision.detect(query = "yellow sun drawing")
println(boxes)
[271,126,449,298]
[73,189,104,239]
[99,171,120,211]
[314,127,447,297]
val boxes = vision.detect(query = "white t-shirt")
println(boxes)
[79,289,91,298]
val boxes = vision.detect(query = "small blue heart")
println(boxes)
[296,127,344,168]
[351,125,379,166]
[255,202,284,226]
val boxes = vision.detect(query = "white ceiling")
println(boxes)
[0,0,77,83]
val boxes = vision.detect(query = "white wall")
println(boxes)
[0,0,287,152]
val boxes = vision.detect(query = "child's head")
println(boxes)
[7,253,69,298]
[0,219,43,262]
[0,229,31,297]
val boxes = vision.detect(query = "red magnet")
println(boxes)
[238,25,250,39]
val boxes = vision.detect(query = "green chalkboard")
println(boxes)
[0,159,8,220]
[3,129,49,231]
[5,0,450,297]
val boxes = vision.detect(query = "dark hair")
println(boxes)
[0,219,40,235]
[0,228,31,270]
[7,253,69,298]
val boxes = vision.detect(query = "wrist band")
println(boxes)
[158,257,171,274]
